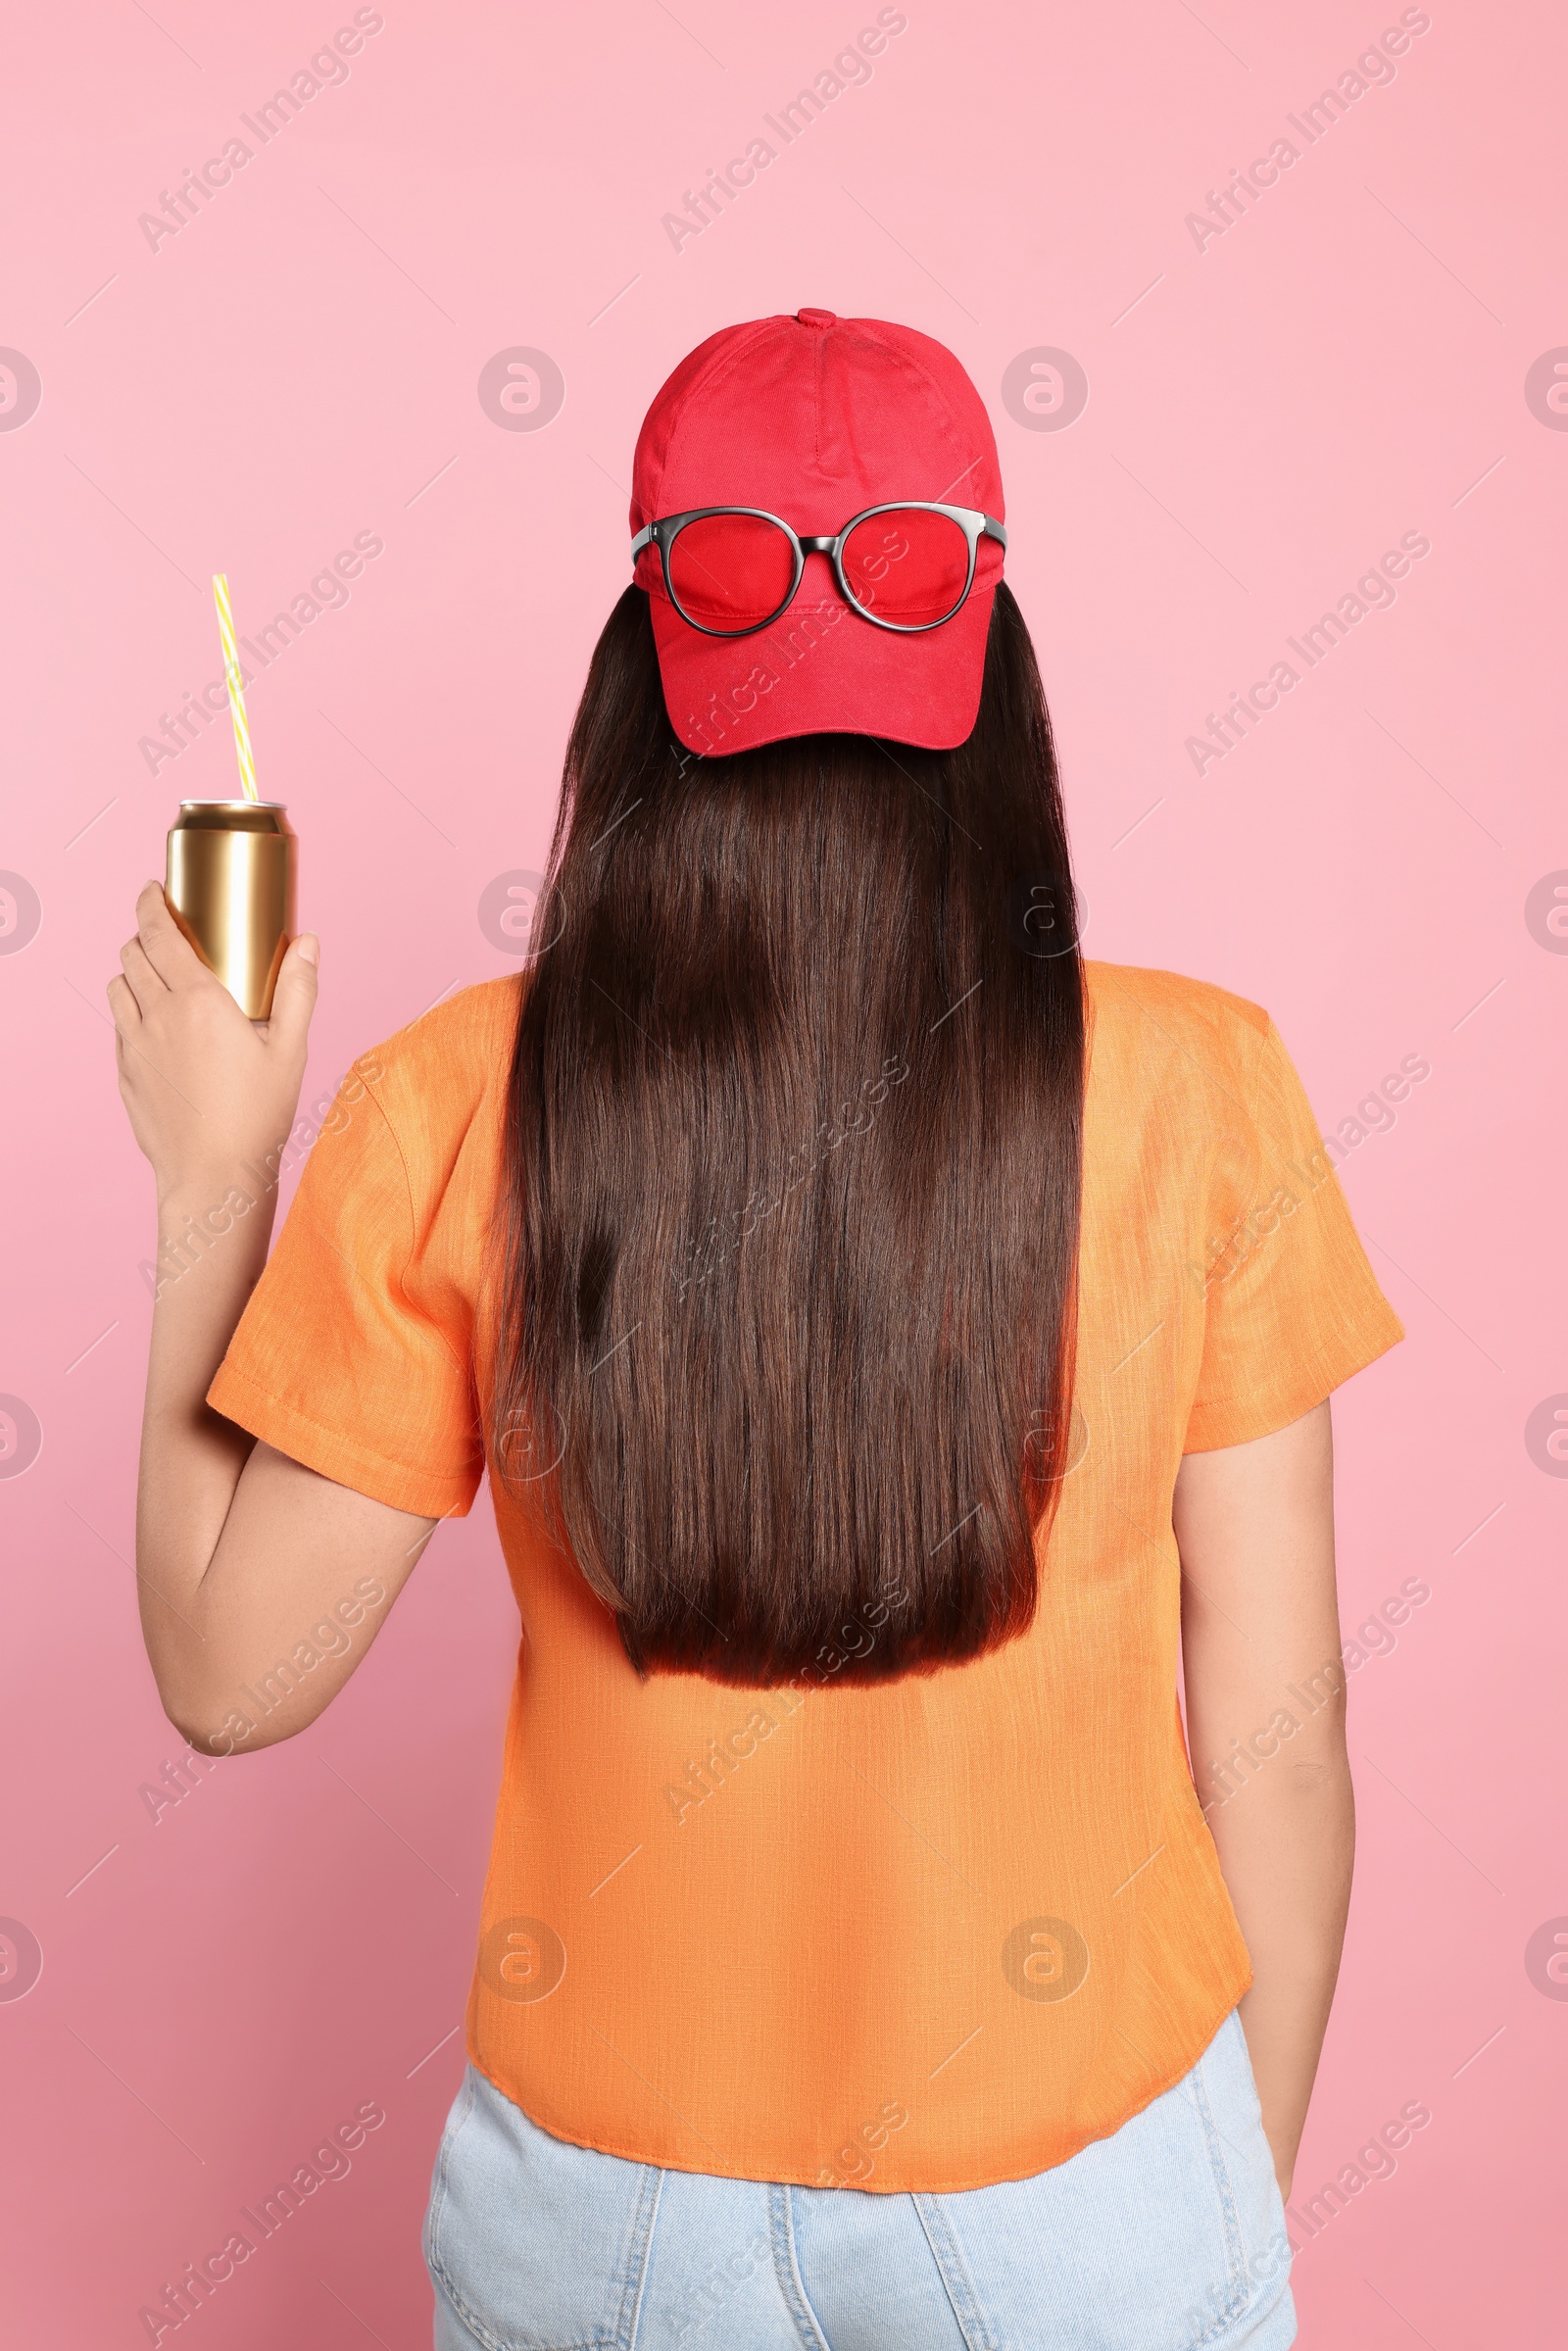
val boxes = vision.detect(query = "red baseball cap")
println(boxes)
[629,310,1005,757]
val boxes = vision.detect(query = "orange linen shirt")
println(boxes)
[208,960,1403,2193]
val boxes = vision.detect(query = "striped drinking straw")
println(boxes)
[211,572,259,801]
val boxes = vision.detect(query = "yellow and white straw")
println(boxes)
[212,572,258,801]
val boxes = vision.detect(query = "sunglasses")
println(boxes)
[630,502,1007,638]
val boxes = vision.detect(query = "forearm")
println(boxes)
[112,899,422,1755]
[1198,1712,1354,2195]
[1174,1400,1348,2202]
[135,1167,278,1709]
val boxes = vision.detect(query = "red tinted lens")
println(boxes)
[840,508,971,626]
[667,513,796,632]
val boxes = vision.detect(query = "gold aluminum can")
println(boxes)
[165,800,297,1019]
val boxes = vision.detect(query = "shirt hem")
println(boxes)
[206,1359,481,1521]
[461,1956,1255,2194]
[1183,1304,1404,1453]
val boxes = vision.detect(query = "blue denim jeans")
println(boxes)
[424,2009,1296,2350]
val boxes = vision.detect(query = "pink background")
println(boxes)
[2,1,1562,2342]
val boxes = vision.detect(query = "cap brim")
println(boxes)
[649,574,995,758]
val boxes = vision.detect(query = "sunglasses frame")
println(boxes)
[629,501,1007,639]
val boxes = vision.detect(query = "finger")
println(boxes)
[136,879,209,987]
[107,971,141,1039]
[263,933,319,1061]
[120,932,168,1012]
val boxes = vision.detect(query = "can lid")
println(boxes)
[177,799,288,809]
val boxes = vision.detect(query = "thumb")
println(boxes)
[266,932,319,1056]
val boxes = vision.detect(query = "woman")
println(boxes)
[113,311,1401,2350]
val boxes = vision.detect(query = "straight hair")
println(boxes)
[493,582,1085,1685]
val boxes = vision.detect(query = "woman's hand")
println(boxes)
[111,891,434,1758]
[112,884,391,1751]
[108,881,319,1198]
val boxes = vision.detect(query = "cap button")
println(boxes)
[796,308,836,328]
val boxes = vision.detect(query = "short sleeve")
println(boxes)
[207,1066,485,1518]
[1183,1018,1404,1451]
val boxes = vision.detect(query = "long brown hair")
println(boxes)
[494,582,1084,1685]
